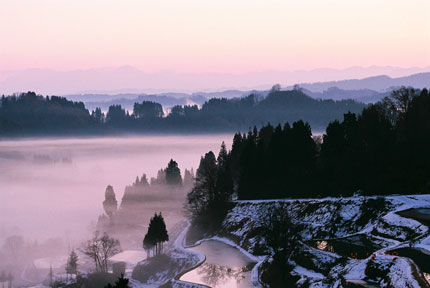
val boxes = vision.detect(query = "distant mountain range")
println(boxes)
[301,87,390,104]
[0,66,429,96]
[292,72,430,92]
[1,67,428,109]
[61,72,430,110]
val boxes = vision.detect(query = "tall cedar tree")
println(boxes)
[103,185,118,218]
[187,144,234,232]
[165,159,182,185]
[66,249,78,279]
[143,213,169,257]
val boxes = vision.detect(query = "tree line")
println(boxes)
[98,159,193,230]
[0,88,366,135]
[187,87,430,205]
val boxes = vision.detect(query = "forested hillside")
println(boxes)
[0,89,366,135]
[233,87,430,198]
[187,87,430,203]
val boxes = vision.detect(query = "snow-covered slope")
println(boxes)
[218,195,430,288]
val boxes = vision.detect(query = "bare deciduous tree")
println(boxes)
[3,235,24,262]
[381,86,419,124]
[264,205,303,285]
[80,231,121,273]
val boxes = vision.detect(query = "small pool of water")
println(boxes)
[416,208,430,215]
[306,234,384,259]
[389,248,430,273]
[346,280,379,288]
[180,240,256,288]
[397,208,430,226]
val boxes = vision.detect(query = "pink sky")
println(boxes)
[0,0,429,73]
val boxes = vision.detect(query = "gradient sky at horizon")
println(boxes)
[0,0,429,73]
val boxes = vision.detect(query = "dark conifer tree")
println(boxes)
[103,185,118,218]
[183,168,195,187]
[105,274,130,288]
[66,249,78,279]
[143,213,169,257]
[165,159,182,185]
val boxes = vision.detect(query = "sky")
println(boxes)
[0,0,429,74]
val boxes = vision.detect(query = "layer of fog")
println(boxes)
[0,134,231,245]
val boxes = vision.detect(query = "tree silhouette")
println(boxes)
[3,235,24,262]
[187,144,234,232]
[133,101,164,119]
[211,86,430,199]
[106,105,129,125]
[183,168,195,187]
[187,152,218,217]
[264,206,302,286]
[0,89,366,135]
[49,266,53,287]
[165,159,182,185]
[80,231,121,273]
[66,249,79,280]
[143,213,169,257]
[103,185,118,218]
[105,274,130,288]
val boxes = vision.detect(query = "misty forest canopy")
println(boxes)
[189,87,430,201]
[0,89,366,135]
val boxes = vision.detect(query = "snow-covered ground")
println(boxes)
[109,249,147,266]
[221,194,430,287]
[39,194,430,288]
[33,255,68,270]
[127,194,430,287]
[129,220,206,288]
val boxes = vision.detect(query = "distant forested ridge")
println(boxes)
[0,89,366,135]
[188,87,430,201]
[0,92,92,133]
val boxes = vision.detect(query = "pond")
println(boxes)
[306,234,385,259]
[397,208,430,226]
[180,240,256,288]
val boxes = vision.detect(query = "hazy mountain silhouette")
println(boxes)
[62,72,430,110]
[0,66,429,95]
[301,87,389,103]
[66,91,251,111]
[293,72,430,92]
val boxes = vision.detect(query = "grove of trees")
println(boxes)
[143,213,169,257]
[187,87,430,201]
[0,89,366,135]
[187,142,234,232]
